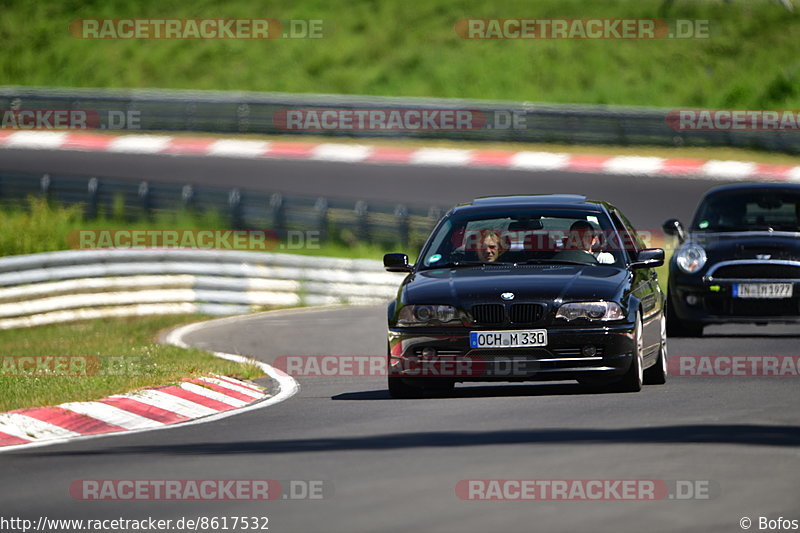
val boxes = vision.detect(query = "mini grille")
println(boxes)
[712,264,800,279]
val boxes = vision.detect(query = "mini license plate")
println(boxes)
[733,283,793,299]
[470,329,547,348]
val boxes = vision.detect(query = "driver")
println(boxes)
[566,221,599,253]
[566,221,615,264]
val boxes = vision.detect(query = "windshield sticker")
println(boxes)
[698,220,709,229]
[429,253,442,263]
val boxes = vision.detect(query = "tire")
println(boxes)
[665,295,704,338]
[609,312,644,393]
[644,313,668,385]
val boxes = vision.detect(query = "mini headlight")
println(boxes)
[398,305,459,326]
[676,243,707,274]
[556,301,624,321]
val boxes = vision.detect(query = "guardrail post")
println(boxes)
[355,200,370,243]
[395,204,409,248]
[181,184,194,207]
[270,193,285,237]
[85,177,98,219]
[315,197,329,242]
[40,174,51,201]
[138,181,151,219]
[229,188,243,229]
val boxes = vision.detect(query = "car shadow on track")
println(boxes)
[30,424,800,457]
[332,382,611,400]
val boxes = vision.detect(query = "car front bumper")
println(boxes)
[670,273,800,325]
[387,323,636,382]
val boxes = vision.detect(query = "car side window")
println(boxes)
[609,211,638,262]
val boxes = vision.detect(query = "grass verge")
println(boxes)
[0,314,264,412]
[2,0,798,109]
[0,197,400,259]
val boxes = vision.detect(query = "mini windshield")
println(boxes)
[692,190,800,232]
[418,209,628,269]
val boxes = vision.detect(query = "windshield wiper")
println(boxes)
[523,259,596,266]
[423,261,498,269]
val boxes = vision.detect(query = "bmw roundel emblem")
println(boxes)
[501,292,515,301]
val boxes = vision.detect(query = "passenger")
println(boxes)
[476,230,508,262]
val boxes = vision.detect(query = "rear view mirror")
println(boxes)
[631,248,664,269]
[384,253,412,273]
[662,218,685,242]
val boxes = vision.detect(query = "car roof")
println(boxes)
[452,194,609,214]
[702,182,800,198]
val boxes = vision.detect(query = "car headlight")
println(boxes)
[675,243,707,274]
[397,305,460,326]
[556,301,624,321]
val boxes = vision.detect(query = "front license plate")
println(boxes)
[470,329,547,348]
[733,283,793,299]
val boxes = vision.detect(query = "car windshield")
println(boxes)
[418,208,628,269]
[692,190,800,232]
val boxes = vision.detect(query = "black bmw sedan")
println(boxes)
[664,182,800,337]
[383,194,667,398]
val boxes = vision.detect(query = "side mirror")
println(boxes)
[384,253,412,273]
[631,248,664,269]
[662,218,686,242]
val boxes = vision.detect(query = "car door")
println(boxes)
[610,210,662,357]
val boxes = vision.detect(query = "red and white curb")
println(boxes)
[1,130,799,182]
[0,315,299,452]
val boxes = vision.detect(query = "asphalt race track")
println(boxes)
[0,147,722,227]
[1,149,798,532]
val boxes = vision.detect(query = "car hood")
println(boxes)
[402,264,628,307]
[688,232,800,262]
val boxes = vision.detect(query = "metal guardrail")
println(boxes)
[0,249,406,329]
[0,171,444,250]
[1,86,797,154]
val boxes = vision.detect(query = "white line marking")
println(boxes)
[410,148,472,166]
[0,308,300,453]
[120,389,218,418]
[509,151,570,170]
[0,413,80,440]
[208,139,270,158]
[311,143,373,162]
[6,131,67,149]
[60,402,164,430]
[179,382,248,407]
[198,376,264,398]
[701,160,757,180]
[787,167,800,182]
[108,135,172,153]
[604,156,666,175]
